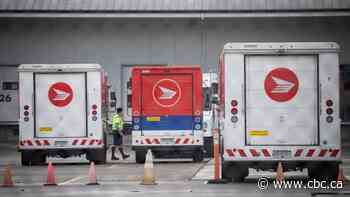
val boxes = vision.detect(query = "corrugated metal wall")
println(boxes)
[0,17,349,104]
[0,0,349,11]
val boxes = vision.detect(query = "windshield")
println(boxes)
[203,87,211,111]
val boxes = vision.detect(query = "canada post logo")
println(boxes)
[264,67,299,102]
[152,79,181,108]
[48,82,73,107]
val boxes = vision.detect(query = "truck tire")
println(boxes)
[21,151,46,166]
[135,150,146,164]
[308,162,339,181]
[86,148,107,164]
[193,149,204,163]
[222,162,248,182]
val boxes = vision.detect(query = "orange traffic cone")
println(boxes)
[337,164,347,183]
[44,162,57,186]
[87,161,99,185]
[141,149,156,185]
[2,164,14,187]
[276,162,284,183]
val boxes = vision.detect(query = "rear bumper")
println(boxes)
[18,138,105,150]
[223,146,341,161]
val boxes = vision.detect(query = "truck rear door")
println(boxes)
[245,55,319,145]
[140,74,194,136]
[34,73,87,138]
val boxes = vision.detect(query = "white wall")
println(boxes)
[0,17,349,104]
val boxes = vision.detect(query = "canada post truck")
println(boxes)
[18,64,108,165]
[218,42,341,182]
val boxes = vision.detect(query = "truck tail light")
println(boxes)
[231,108,238,115]
[326,108,333,115]
[326,100,333,107]
[24,105,30,122]
[231,100,238,107]
[231,116,238,123]
[325,99,334,123]
[91,104,98,121]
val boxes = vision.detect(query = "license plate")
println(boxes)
[54,141,67,147]
[272,150,292,159]
[160,138,174,145]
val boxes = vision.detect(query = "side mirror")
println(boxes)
[211,94,219,104]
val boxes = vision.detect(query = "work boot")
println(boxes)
[111,147,119,160]
[119,148,130,160]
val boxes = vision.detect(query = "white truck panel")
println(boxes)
[245,55,318,145]
[34,73,87,138]
[19,72,34,140]
[87,71,103,139]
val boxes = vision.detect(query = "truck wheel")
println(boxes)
[222,162,248,182]
[308,162,338,181]
[193,149,204,162]
[21,151,46,166]
[21,151,31,166]
[86,148,107,164]
[135,150,146,164]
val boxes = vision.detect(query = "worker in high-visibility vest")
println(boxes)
[111,108,130,160]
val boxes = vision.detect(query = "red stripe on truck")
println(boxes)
[330,149,339,157]
[306,149,316,157]
[294,149,303,157]
[80,139,87,145]
[89,140,95,145]
[262,149,271,157]
[43,140,50,146]
[226,149,235,157]
[72,139,78,145]
[238,149,247,157]
[318,149,328,157]
[35,140,41,146]
[250,149,259,157]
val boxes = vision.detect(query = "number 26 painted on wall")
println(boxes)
[0,94,12,103]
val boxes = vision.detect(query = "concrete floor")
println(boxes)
[0,142,350,197]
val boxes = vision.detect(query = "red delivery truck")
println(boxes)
[131,66,204,163]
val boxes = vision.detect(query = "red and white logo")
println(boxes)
[48,82,73,107]
[152,79,181,107]
[264,68,299,102]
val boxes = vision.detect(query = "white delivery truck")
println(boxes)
[202,72,218,157]
[218,42,341,182]
[18,64,108,165]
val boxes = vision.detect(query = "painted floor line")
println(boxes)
[59,176,85,186]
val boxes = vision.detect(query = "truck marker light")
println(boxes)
[231,108,238,115]
[326,100,333,107]
[195,124,201,130]
[326,116,333,123]
[133,118,140,123]
[24,117,29,122]
[24,111,29,116]
[24,105,29,110]
[92,116,97,121]
[231,100,238,107]
[326,108,333,115]
[134,125,140,130]
[194,117,201,123]
[92,104,97,109]
[231,116,238,123]
[92,111,97,115]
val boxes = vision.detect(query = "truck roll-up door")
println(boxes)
[245,55,319,146]
[34,73,87,138]
[140,74,194,135]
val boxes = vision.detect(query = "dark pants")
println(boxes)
[112,131,123,146]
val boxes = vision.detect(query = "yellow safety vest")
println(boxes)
[112,114,123,132]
